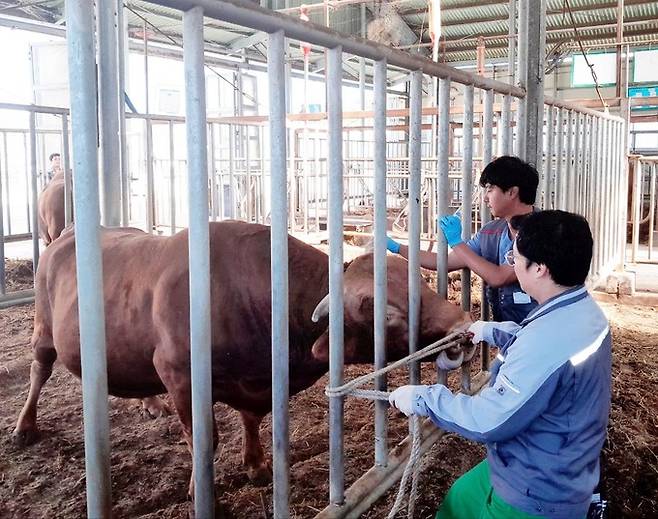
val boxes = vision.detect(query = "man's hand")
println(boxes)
[439,215,463,248]
[387,236,401,254]
[389,385,424,416]
[468,320,488,344]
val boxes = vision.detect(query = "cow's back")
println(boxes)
[36,221,330,407]
[37,173,66,244]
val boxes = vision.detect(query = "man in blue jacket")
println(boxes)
[389,210,612,519]
[387,155,539,324]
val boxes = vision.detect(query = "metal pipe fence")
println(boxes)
[36,0,630,518]
[630,155,658,264]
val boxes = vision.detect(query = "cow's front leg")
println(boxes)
[134,396,172,418]
[240,410,271,485]
[153,350,218,504]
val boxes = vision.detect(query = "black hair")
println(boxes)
[509,213,531,233]
[479,155,539,205]
[516,210,593,287]
[49,152,60,162]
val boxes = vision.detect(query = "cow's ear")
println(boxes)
[385,304,407,329]
[311,331,330,361]
[311,330,359,362]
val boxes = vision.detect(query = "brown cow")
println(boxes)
[37,171,67,245]
[36,172,169,417]
[13,220,470,499]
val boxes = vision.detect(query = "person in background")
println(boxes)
[387,155,539,324]
[390,210,611,519]
[45,152,63,183]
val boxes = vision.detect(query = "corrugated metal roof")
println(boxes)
[1,0,657,66]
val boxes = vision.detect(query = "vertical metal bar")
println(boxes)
[586,117,596,225]
[437,78,451,298]
[247,125,253,223]
[327,44,345,507]
[373,58,389,467]
[544,106,554,210]
[408,70,422,387]
[2,134,10,235]
[97,0,121,227]
[571,113,581,212]
[554,108,563,210]
[29,112,40,275]
[516,0,527,159]
[507,0,516,85]
[631,156,640,264]
[62,115,73,225]
[209,124,218,221]
[268,30,290,518]
[480,89,493,372]
[650,163,656,261]
[24,134,30,235]
[563,110,573,211]
[461,85,474,312]
[260,126,266,225]
[229,124,235,218]
[183,7,214,518]
[169,120,176,234]
[500,95,511,155]
[0,133,5,295]
[145,118,155,232]
[603,119,612,272]
[66,1,111,516]
[117,0,129,227]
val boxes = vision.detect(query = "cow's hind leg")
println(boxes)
[240,410,271,485]
[13,331,57,446]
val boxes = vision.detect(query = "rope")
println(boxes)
[323,332,474,519]
[386,414,422,519]
[325,331,471,399]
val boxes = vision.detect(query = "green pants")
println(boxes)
[435,460,541,519]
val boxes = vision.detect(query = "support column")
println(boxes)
[519,0,546,166]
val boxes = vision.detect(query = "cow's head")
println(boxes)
[310,253,472,363]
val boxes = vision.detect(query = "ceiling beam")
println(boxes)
[437,16,658,45]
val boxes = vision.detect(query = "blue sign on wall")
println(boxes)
[628,86,658,111]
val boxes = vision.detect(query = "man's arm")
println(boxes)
[450,242,518,288]
[396,244,468,271]
[394,343,562,443]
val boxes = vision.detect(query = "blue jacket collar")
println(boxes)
[520,284,589,326]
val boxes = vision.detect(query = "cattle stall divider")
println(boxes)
[630,155,658,263]
[64,0,628,518]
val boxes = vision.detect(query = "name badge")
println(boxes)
[513,291,531,304]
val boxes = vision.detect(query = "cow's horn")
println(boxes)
[311,294,331,323]
[436,350,465,370]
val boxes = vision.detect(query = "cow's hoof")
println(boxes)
[12,427,40,447]
[141,396,172,419]
[247,463,272,486]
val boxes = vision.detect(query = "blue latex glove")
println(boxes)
[439,215,463,248]
[386,236,401,254]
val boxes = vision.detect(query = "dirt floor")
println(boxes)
[1,259,657,518]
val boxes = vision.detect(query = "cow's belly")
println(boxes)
[54,335,165,399]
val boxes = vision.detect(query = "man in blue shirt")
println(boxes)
[387,155,540,323]
[389,210,612,519]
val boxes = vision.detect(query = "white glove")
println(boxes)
[389,385,424,416]
[468,320,488,344]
